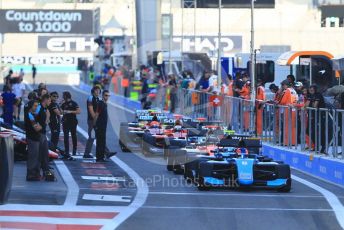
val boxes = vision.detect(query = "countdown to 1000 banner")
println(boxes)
[18,21,72,33]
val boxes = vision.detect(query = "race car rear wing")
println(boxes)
[187,129,208,137]
[137,114,168,122]
[217,138,262,148]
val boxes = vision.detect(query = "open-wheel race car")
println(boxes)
[165,127,233,173]
[183,137,291,192]
[141,116,229,157]
[118,109,169,152]
[0,120,60,161]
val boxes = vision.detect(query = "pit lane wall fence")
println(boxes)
[79,78,344,186]
[175,89,344,186]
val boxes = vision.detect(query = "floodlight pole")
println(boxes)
[217,0,222,87]
[168,0,173,75]
[250,0,256,135]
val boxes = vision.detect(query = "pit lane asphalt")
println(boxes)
[54,84,343,230]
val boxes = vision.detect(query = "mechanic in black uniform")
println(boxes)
[25,100,42,181]
[94,90,114,162]
[48,91,61,152]
[36,94,56,180]
[61,91,80,159]
[84,86,100,159]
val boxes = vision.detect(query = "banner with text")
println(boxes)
[0,9,94,34]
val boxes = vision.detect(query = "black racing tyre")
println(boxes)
[278,178,291,192]
[184,162,194,181]
[163,148,168,160]
[141,140,148,156]
[166,156,173,171]
[275,164,291,192]
[197,162,213,191]
[197,177,210,191]
[173,164,184,175]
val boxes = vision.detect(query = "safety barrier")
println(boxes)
[176,88,343,161]
[0,135,14,204]
[80,74,343,160]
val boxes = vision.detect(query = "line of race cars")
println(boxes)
[119,110,291,192]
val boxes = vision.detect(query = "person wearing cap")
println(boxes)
[278,79,298,145]
[236,76,251,131]
[256,79,266,136]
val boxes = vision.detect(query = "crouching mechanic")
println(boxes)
[94,90,116,162]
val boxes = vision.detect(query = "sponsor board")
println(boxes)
[0,9,95,34]
[172,36,242,54]
[263,144,344,186]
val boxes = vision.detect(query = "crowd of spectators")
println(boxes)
[88,63,340,155]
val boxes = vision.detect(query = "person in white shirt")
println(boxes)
[12,77,26,120]
[208,71,219,94]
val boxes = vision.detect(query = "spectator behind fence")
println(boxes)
[287,74,296,88]
[197,70,211,92]
[278,80,298,146]
[168,74,178,113]
[208,70,219,94]
[4,69,13,91]
[1,85,16,128]
[12,76,26,120]
[32,65,37,87]
[305,85,328,154]
[140,71,149,109]
[256,79,266,136]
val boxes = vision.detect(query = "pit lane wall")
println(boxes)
[263,144,344,187]
[78,81,344,187]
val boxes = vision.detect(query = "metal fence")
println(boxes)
[176,88,344,160]
[82,74,343,160]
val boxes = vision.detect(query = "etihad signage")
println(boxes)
[0,9,94,34]
[173,36,242,54]
[1,55,79,65]
[38,36,98,53]
[194,0,275,8]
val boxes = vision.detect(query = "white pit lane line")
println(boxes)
[20,82,148,229]
[71,84,149,229]
[292,175,344,229]
[77,126,149,230]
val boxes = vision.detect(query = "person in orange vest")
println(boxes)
[236,75,251,131]
[256,79,266,136]
[278,80,298,146]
